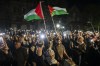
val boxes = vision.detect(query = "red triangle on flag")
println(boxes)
[35,2,44,19]
[48,5,54,15]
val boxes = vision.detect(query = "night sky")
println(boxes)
[0,0,100,30]
[0,0,100,12]
[0,0,99,13]
[32,0,100,9]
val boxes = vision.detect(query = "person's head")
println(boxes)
[30,46,35,52]
[15,41,22,49]
[77,36,84,43]
[58,39,62,45]
[47,41,53,49]
[85,34,90,38]
[37,40,44,47]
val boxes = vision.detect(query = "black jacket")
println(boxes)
[0,50,13,66]
[12,47,28,66]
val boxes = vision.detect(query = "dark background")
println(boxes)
[0,0,100,30]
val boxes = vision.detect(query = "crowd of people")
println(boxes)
[0,29,100,66]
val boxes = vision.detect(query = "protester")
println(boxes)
[53,39,72,66]
[45,40,59,66]
[0,29,100,66]
[12,41,28,66]
[33,40,46,66]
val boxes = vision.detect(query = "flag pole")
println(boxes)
[48,6,57,32]
[40,1,47,31]
[51,16,57,32]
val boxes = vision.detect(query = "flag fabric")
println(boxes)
[35,2,44,19]
[48,5,54,15]
[48,5,68,16]
[24,2,44,21]
[24,9,41,21]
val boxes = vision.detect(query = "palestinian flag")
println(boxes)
[48,5,68,16]
[24,9,41,21]
[24,2,44,21]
